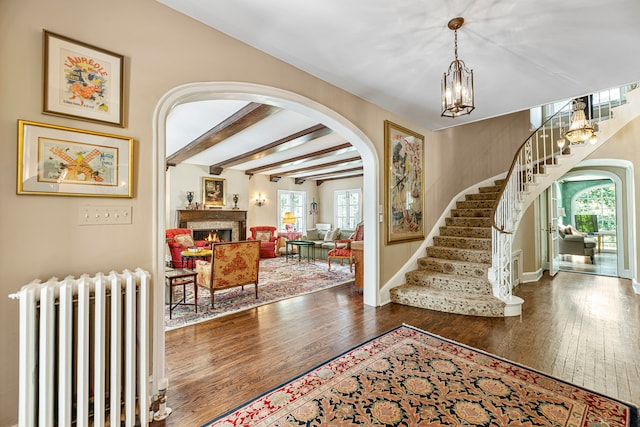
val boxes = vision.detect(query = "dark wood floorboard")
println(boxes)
[158,271,640,426]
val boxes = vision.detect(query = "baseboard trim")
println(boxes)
[522,269,543,283]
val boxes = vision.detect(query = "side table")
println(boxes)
[165,268,198,319]
[286,240,316,263]
[180,248,212,269]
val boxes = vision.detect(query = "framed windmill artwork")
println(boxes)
[17,120,133,197]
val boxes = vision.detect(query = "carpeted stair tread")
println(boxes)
[456,199,495,209]
[451,208,493,218]
[390,284,505,317]
[433,235,491,251]
[445,217,492,227]
[465,192,500,201]
[439,226,491,238]
[426,246,491,263]
[479,185,502,193]
[405,270,493,294]
[418,257,490,278]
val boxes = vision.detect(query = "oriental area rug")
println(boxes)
[165,257,354,330]
[202,325,638,427]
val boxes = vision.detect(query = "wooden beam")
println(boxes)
[316,173,364,186]
[166,103,280,165]
[301,166,363,181]
[209,124,332,174]
[247,143,354,176]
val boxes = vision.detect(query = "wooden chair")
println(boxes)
[327,223,363,272]
[194,240,260,308]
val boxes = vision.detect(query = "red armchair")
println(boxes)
[166,228,208,268]
[327,223,363,272]
[247,226,277,258]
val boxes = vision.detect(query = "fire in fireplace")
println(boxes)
[193,229,232,242]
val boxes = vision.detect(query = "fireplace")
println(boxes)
[193,229,232,242]
[176,210,247,241]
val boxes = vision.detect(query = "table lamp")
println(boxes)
[283,212,297,231]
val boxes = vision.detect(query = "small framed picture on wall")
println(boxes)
[202,177,226,208]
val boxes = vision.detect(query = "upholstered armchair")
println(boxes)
[327,223,363,272]
[558,224,597,263]
[165,228,208,268]
[195,240,261,308]
[247,226,278,258]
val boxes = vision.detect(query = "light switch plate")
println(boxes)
[79,206,132,225]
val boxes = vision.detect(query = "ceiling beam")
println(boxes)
[209,124,332,175]
[301,166,363,181]
[269,156,361,181]
[166,102,280,166]
[245,142,353,176]
[316,173,364,186]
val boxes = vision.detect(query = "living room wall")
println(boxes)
[316,176,364,229]
[167,164,319,231]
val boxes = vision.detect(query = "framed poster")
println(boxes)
[384,120,425,244]
[202,177,226,208]
[43,30,124,127]
[17,120,133,197]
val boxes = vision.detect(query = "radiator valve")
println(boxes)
[153,378,172,421]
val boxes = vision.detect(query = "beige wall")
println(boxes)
[316,176,364,228]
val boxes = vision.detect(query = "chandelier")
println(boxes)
[441,17,475,118]
[563,99,597,145]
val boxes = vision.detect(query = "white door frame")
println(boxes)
[151,82,381,392]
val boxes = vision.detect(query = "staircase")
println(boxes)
[389,84,640,318]
[390,179,507,317]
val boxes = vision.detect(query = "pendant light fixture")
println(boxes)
[441,17,475,118]
[563,98,597,145]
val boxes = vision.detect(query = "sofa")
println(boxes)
[302,227,357,260]
[558,224,597,263]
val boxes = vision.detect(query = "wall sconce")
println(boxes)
[255,193,266,207]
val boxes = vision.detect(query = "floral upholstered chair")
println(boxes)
[247,226,278,258]
[195,240,261,308]
[327,223,363,272]
[165,228,208,268]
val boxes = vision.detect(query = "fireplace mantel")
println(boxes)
[177,210,247,240]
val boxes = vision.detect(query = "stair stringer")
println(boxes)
[379,173,506,306]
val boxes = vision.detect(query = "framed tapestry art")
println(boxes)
[203,177,226,208]
[17,120,133,197]
[384,120,425,244]
[43,30,124,127]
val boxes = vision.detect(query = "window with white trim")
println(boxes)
[334,189,361,230]
[277,190,306,231]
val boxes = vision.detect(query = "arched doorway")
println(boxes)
[152,82,380,385]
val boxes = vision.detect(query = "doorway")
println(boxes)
[152,82,381,386]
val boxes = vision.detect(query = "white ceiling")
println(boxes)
[160,0,640,177]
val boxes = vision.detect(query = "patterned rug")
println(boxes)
[165,257,354,330]
[202,325,638,427]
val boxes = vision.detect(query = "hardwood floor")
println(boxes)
[160,271,640,426]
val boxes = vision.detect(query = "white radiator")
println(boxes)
[9,269,151,427]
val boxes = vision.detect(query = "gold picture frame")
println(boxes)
[43,30,125,127]
[384,120,425,244]
[17,120,133,197]
[202,177,226,208]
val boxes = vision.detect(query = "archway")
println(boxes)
[152,82,380,386]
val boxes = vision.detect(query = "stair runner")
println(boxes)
[390,179,507,317]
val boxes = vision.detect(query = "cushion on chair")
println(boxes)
[255,230,273,241]
[328,247,351,257]
[174,233,195,248]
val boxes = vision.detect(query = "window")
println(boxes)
[572,184,616,250]
[334,189,361,230]
[277,190,306,231]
